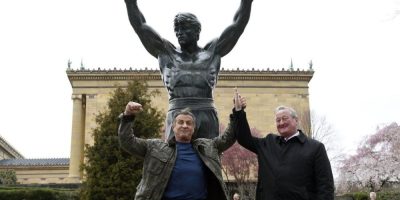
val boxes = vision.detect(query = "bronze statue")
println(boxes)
[124,0,253,141]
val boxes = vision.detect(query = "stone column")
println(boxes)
[68,94,85,182]
[84,94,97,147]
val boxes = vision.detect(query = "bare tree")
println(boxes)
[298,109,342,162]
[298,110,333,141]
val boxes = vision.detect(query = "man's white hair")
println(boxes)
[275,105,298,119]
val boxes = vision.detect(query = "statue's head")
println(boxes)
[174,13,201,45]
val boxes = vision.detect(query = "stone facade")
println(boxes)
[0,135,24,160]
[0,137,69,184]
[14,168,69,184]
[0,158,70,184]
[66,67,314,182]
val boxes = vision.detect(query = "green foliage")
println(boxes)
[339,191,400,200]
[0,169,17,185]
[0,187,78,200]
[377,191,400,200]
[80,81,164,200]
[352,192,368,200]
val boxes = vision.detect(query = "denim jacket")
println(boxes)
[118,110,241,200]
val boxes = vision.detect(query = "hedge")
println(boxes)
[338,191,400,200]
[0,186,78,200]
[377,191,400,200]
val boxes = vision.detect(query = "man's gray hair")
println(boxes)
[172,108,196,128]
[275,106,298,119]
[174,12,201,34]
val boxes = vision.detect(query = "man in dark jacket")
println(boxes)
[118,91,246,200]
[236,105,334,200]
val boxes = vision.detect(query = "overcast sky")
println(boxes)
[0,0,399,164]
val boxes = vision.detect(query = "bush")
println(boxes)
[0,169,17,185]
[377,191,400,200]
[352,192,368,200]
[338,191,400,200]
[335,196,354,200]
[0,187,79,200]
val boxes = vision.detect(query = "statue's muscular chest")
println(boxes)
[158,49,220,97]
[158,50,219,85]
[166,50,213,71]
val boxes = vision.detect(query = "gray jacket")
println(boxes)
[118,110,241,200]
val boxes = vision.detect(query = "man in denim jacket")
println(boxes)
[119,91,245,200]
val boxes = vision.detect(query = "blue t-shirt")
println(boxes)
[163,142,207,200]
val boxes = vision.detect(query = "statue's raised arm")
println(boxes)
[122,0,254,141]
[213,0,253,57]
[124,0,165,58]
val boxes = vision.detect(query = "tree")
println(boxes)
[298,109,334,144]
[0,169,17,185]
[336,122,400,193]
[80,81,164,200]
[221,124,260,199]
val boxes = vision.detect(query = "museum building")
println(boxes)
[0,66,313,184]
